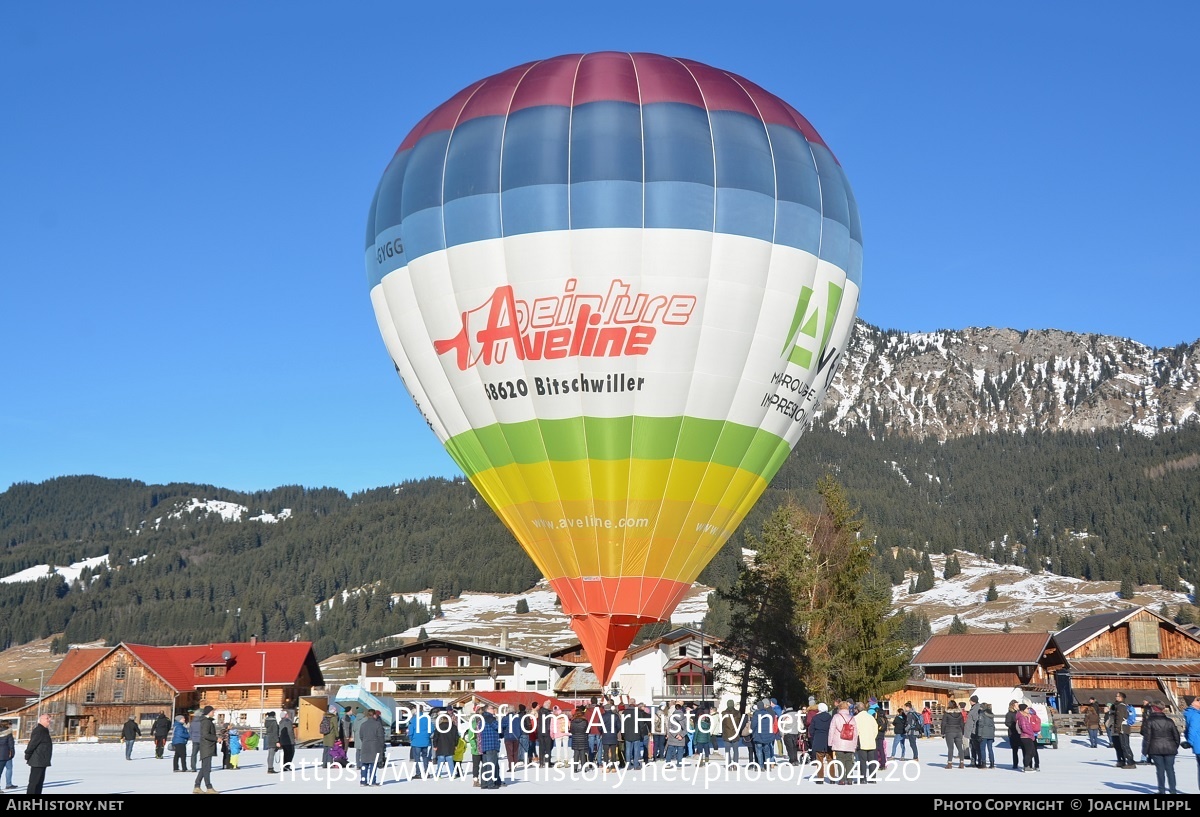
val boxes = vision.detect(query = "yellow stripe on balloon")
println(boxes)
[468,463,768,584]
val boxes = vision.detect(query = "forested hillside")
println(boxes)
[2,424,1198,658]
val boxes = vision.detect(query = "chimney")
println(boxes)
[499,627,509,651]
[250,635,257,647]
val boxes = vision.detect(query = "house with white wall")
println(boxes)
[356,635,574,697]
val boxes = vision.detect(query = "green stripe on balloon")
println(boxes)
[443,416,790,476]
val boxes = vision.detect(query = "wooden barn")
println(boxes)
[1052,605,1200,710]
[4,637,323,742]
[911,632,1065,691]
[874,677,975,724]
[904,631,1065,727]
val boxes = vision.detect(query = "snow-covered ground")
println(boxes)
[1,733,1193,796]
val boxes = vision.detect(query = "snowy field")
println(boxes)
[2,733,1197,798]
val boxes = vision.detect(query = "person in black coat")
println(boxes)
[809,703,833,784]
[357,709,387,787]
[192,706,219,794]
[569,707,590,770]
[1141,702,1182,795]
[430,708,459,778]
[0,719,17,790]
[536,703,554,767]
[151,713,171,759]
[24,713,53,796]
[121,716,141,761]
[600,705,621,770]
[278,711,296,771]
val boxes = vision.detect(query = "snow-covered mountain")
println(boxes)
[821,323,1200,439]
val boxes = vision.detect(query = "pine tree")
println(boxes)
[1119,576,1135,601]
[948,615,968,634]
[718,476,910,707]
[515,598,530,614]
[1055,613,1075,631]
[944,554,962,579]
[914,568,936,593]
[417,627,429,640]
[716,500,810,709]
[986,580,998,602]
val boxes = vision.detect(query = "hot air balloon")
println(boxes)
[365,52,861,684]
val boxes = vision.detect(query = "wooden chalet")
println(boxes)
[875,677,976,722]
[1052,605,1200,710]
[902,632,1065,728]
[912,631,1064,692]
[5,637,323,741]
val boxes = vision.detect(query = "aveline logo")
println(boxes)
[433,278,697,370]
[781,281,844,372]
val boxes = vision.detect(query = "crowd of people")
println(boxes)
[389,692,1200,793]
[1,694,1198,794]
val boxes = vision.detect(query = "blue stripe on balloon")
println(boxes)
[820,218,851,271]
[644,103,715,184]
[775,200,822,255]
[570,101,644,184]
[367,102,862,286]
[570,180,643,229]
[400,207,447,263]
[370,150,410,247]
[377,180,829,277]
[501,184,569,236]
[812,147,849,235]
[646,180,714,231]
[367,224,406,288]
[443,193,502,249]
[846,234,863,288]
[501,106,570,189]
[400,130,450,219]
[711,111,776,198]
[769,126,821,211]
[715,188,776,243]
[444,116,504,199]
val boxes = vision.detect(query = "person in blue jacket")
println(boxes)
[170,715,190,772]
[407,707,433,779]
[1184,697,1200,793]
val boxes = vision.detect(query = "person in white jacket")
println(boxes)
[853,703,880,783]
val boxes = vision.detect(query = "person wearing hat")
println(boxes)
[192,706,219,794]
[263,711,279,773]
[320,706,339,768]
[170,714,189,772]
[278,711,296,772]
[810,702,833,782]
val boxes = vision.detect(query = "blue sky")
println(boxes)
[2,2,1197,496]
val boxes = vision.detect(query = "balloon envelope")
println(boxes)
[365,52,861,683]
